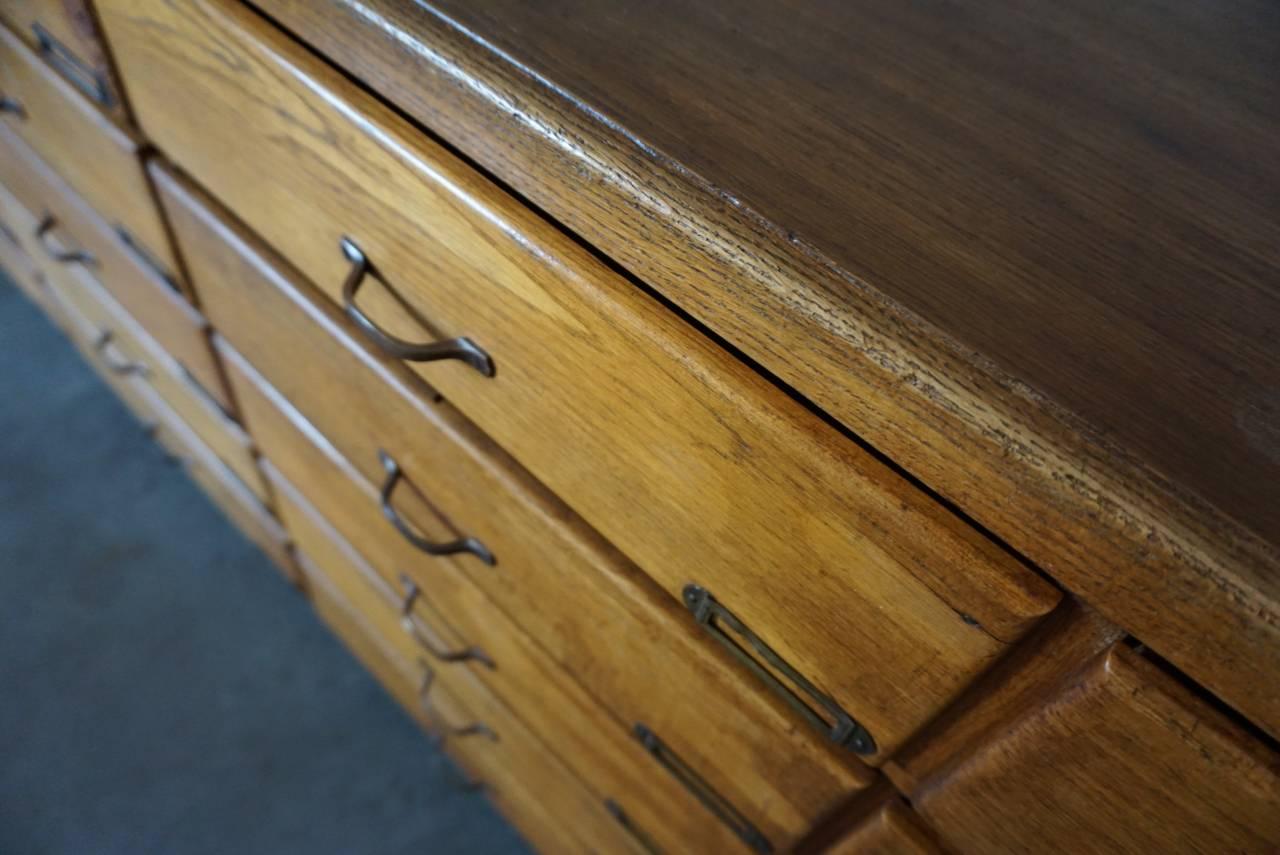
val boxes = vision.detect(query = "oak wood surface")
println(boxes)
[914,644,1280,853]
[36,257,269,505]
[101,0,1061,759]
[156,159,873,830]
[254,0,1280,737]
[0,127,228,408]
[823,798,944,855]
[272,463,669,855]
[0,0,129,120]
[294,545,583,855]
[0,22,174,274]
[229,338,821,851]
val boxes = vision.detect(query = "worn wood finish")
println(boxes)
[231,342,819,852]
[822,799,944,855]
[34,245,266,504]
[102,0,1061,759]
[884,601,1124,795]
[296,544,579,855]
[914,644,1280,853]
[0,0,128,120]
[0,127,227,408]
[0,24,175,276]
[274,466,660,855]
[256,0,1280,737]
[157,160,871,828]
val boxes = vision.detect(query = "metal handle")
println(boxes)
[0,96,25,118]
[683,584,875,755]
[377,449,495,565]
[93,331,148,376]
[398,574,494,667]
[417,661,497,743]
[36,215,96,266]
[33,22,113,107]
[632,724,772,854]
[604,799,663,855]
[340,237,495,376]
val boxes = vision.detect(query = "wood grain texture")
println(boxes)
[157,163,870,837]
[914,644,1280,853]
[823,799,945,855]
[0,126,227,409]
[271,462,689,855]
[0,22,174,274]
[253,0,1280,737]
[37,259,268,506]
[0,0,129,120]
[100,0,1060,759]
[228,337,827,851]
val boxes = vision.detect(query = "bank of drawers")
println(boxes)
[3,2,1278,853]
[102,0,1062,765]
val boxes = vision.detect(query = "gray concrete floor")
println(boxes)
[0,275,530,855]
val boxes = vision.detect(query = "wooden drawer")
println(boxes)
[40,261,269,507]
[0,1,128,121]
[0,126,229,409]
[0,24,176,279]
[0,178,50,310]
[277,465,654,855]
[236,349,800,854]
[159,164,870,838]
[109,0,1061,761]
[914,643,1280,852]
[297,543,577,855]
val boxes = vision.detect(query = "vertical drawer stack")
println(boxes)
[4,1,1277,853]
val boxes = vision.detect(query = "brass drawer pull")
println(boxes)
[33,22,114,108]
[377,449,496,565]
[604,799,663,854]
[35,215,96,266]
[632,723,771,854]
[340,237,495,377]
[683,584,876,755]
[417,661,498,743]
[0,96,25,118]
[92,331,148,377]
[398,574,494,667]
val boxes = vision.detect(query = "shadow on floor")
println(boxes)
[0,276,529,855]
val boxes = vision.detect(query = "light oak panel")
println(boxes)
[0,126,228,410]
[101,0,1060,758]
[232,344,803,852]
[0,23,175,276]
[915,645,1280,853]
[155,160,870,835]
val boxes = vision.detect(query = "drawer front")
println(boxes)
[0,127,228,409]
[40,261,269,506]
[916,644,1280,852]
[825,797,944,855]
[107,0,1060,759]
[0,24,176,278]
[41,272,162,429]
[237,351,788,854]
[0,0,128,119]
[276,468,651,855]
[160,165,869,835]
[0,179,49,308]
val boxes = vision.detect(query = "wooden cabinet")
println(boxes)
[5,0,1279,852]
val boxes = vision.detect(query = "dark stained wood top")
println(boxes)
[255,0,1280,736]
